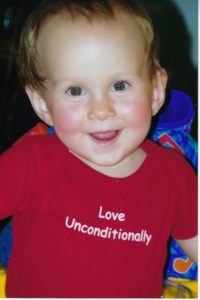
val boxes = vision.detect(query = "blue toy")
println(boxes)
[151,89,197,280]
[152,89,197,169]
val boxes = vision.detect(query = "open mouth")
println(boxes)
[89,130,121,143]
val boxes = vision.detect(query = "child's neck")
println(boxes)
[69,147,147,178]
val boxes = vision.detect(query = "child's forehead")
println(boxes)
[38,11,146,47]
[37,11,148,82]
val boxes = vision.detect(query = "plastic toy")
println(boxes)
[161,278,198,298]
[0,267,6,298]
[151,89,197,169]
[151,89,198,297]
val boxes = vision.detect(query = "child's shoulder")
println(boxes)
[13,132,58,148]
[1,134,63,163]
[143,139,195,177]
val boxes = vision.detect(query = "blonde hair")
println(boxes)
[17,0,161,89]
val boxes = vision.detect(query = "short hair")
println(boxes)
[17,0,161,89]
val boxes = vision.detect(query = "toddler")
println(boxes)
[0,0,197,297]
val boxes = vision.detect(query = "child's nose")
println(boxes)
[87,96,116,121]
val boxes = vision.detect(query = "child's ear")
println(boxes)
[151,68,168,116]
[25,85,53,126]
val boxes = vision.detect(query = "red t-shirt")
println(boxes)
[0,135,197,298]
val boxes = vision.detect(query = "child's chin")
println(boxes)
[88,155,122,168]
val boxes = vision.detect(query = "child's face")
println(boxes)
[27,13,167,174]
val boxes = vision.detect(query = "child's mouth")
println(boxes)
[89,130,121,143]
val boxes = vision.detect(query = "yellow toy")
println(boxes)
[0,268,6,298]
[162,278,198,298]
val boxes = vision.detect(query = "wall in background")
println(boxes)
[170,0,198,68]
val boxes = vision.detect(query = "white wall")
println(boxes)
[170,0,198,68]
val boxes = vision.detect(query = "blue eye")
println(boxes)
[111,81,129,92]
[67,86,85,96]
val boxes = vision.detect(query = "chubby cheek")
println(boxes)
[121,99,152,127]
[52,105,83,134]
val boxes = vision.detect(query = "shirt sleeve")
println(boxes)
[0,141,34,219]
[171,156,197,240]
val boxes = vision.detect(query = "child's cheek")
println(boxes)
[52,106,83,133]
[121,100,152,126]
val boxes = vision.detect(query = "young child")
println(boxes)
[0,0,197,297]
